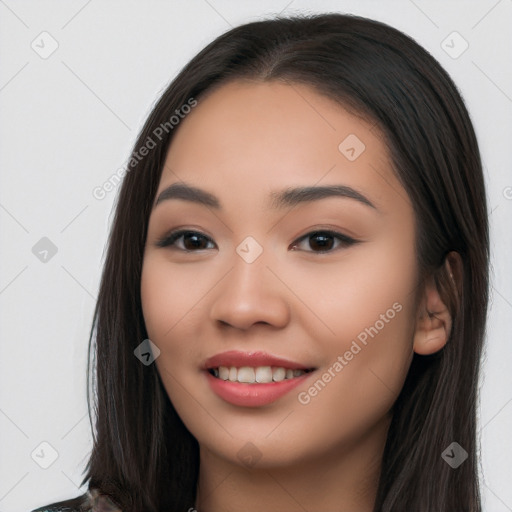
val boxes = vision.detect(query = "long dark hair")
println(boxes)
[75,12,488,511]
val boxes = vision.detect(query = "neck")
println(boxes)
[194,414,390,512]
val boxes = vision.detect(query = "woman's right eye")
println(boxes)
[155,230,216,251]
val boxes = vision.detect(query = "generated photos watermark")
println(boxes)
[298,301,403,405]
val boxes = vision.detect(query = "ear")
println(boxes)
[413,257,457,355]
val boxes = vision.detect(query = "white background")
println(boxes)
[0,1,511,511]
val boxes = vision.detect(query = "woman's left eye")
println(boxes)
[155,229,357,253]
[290,230,357,253]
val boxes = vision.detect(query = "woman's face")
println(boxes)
[141,80,420,469]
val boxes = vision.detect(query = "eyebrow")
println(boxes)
[154,182,377,211]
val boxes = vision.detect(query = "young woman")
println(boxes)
[32,11,489,512]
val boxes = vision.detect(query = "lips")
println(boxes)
[203,350,316,407]
[203,350,314,371]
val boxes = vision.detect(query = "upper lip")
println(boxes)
[203,350,315,371]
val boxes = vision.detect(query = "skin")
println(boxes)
[140,80,453,512]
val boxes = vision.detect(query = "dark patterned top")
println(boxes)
[31,491,121,512]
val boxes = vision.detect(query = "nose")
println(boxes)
[209,247,291,331]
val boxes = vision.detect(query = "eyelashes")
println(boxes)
[155,229,359,254]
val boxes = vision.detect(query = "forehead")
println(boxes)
[160,80,411,216]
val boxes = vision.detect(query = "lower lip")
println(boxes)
[205,370,312,407]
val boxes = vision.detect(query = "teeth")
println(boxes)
[213,366,308,384]
[273,367,286,382]
[255,366,272,383]
[237,367,255,383]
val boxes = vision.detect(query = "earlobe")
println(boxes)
[413,308,452,355]
[413,265,454,355]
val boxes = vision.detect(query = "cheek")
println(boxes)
[291,300,416,454]
[288,239,417,430]
[140,255,211,388]
[282,236,417,349]
[140,257,204,415]
[140,255,203,342]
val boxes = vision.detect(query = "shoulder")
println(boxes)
[30,493,91,512]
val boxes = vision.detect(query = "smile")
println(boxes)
[203,350,317,406]
[209,366,313,384]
